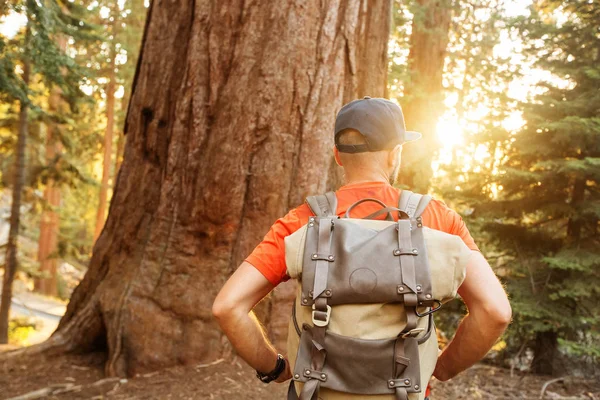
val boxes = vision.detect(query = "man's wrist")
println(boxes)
[257,353,279,375]
[256,353,286,383]
[434,352,452,381]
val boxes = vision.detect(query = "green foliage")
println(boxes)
[1,1,147,287]
[456,0,600,366]
[428,0,518,207]
[0,38,28,103]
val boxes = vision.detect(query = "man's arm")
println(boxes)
[212,261,291,382]
[433,251,512,381]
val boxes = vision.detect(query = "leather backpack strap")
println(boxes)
[398,190,432,219]
[305,191,338,217]
[398,190,413,212]
[413,195,432,218]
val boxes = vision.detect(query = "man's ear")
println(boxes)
[333,146,343,167]
[388,144,402,168]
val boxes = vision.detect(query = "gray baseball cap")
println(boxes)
[334,96,421,153]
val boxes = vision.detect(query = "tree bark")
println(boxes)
[114,95,128,175]
[532,330,558,375]
[31,0,391,376]
[35,123,61,297]
[35,37,67,297]
[399,0,452,193]
[0,60,30,344]
[94,29,118,241]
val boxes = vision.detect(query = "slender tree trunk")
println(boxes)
[94,41,117,240]
[35,37,67,297]
[35,124,61,297]
[399,0,452,193]
[13,0,391,375]
[0,61,30,344]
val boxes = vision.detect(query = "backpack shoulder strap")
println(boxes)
[398,190,432,219]
[305,191,338,217]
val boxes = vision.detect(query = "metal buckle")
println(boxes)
[311,304,332,327]
[415,300,442,317]
[401,328,425,339]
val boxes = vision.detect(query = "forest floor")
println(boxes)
[1,351,599,400]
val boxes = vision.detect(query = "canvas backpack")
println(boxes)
[284,190,471,400]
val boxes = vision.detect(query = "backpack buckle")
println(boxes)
[401,328,425,338]
[312,304,332,327]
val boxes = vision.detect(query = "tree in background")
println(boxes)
[35,37,67,297]
[93,0,146,240]
[93,3,118,241]
[485,0,600,375]
[422,0,517,343]
[0,0,92,341]
[396,0,453,193]
[5,0,392,376]
[0,15,30,344]
[93,29,116,241]
[435,0,516,203]
[32,0,145,297]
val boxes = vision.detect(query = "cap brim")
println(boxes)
[403,131,422,143]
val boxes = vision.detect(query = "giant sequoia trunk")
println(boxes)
[17,0,390,376]
[399,0,452,193]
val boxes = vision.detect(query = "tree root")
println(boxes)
[0,333,67,360]
[0,298,105,362]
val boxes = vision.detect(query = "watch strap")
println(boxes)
[256,354,286,383]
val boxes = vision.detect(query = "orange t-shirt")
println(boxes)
[245,181,479,286]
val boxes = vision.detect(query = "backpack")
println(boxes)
[284,190,471,400]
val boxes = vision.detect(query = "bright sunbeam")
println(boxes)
[0,11,27,39]
[436,116,464,149]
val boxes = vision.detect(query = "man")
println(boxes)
[213,97,511,397]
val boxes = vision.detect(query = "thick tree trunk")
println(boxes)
[0,61,30,344]
[399,0,452,193]
[35,36,67,297]
[94,39,117,240]
[37,0,391,376]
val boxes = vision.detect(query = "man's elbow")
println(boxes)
[487,298,512,329]
[212,295,234,322]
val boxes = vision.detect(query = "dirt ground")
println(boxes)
[1,352,598,400]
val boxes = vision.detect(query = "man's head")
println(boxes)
[333,97,421,184]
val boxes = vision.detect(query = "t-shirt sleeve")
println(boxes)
[245,206,308,286]
[444,207,479,252]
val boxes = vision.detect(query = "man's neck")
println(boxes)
[343,175,389,186]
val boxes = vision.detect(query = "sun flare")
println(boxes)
[436,117,464,149]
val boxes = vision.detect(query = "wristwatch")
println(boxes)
[256,354,286,383]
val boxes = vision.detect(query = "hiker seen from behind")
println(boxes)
[213,97,512,400]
